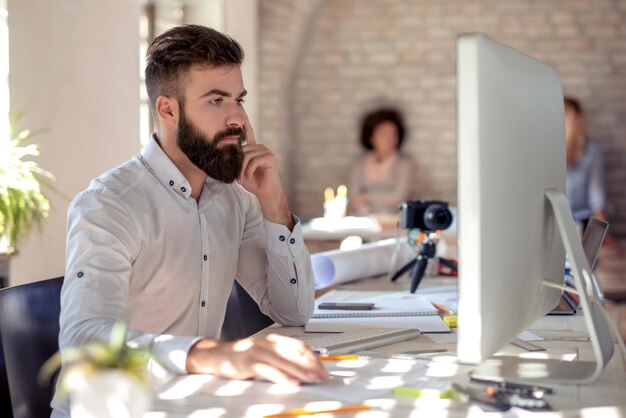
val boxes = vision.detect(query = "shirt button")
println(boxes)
[201,300,206,307]
[290,278,297,284]
[203,254,208,261]
[169,180,174,186]
[77,271,84,278]
[279,235,285,242]
[289,238,296,244]
[181,186,187,193]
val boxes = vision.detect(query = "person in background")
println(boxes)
[348,108,413,216]
[564,97,610,231]
[52,25,328,418]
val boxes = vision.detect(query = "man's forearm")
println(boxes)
[259,193,294,231]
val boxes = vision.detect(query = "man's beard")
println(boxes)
[176,107,246,183]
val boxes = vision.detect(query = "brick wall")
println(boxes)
[259,0,626,236]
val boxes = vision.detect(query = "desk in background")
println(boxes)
[301,217,398,253]
[147,276,626,417]
[302,216,458,258]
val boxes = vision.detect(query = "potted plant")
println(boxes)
[0,112,56,285]
[39,322,153,418]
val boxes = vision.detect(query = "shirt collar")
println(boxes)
[140,133,227,199]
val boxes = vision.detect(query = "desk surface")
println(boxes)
[148,277,626,417]
[301,218,457,243]
[301,221,399,253]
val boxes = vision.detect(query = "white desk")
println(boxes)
[301,221,399,253]
[147,277,626,417]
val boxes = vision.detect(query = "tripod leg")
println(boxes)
[390,258,417,282]
[410,257,429,293]
[438,257,458,273]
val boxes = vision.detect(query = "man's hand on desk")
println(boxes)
[186,334,330,385]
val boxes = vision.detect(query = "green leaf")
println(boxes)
[109,321,128,353]
[38,320,157,394]
[37,347,87,386]
[0,113,61,252]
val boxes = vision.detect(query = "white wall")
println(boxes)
[8,0,141,285]
[181,0,259,128]
[225,0,258,131]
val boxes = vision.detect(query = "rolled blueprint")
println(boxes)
[311,238,415,289]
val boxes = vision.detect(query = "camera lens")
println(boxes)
[423,204,453,231]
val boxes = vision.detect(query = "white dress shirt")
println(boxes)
[52,135,314,415]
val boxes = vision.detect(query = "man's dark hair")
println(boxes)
[145,25,244,114]
[359,108,406,151]
[564,96,583,115]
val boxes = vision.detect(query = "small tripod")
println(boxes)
[390,230,440,293]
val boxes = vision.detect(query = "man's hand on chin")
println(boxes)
[237,119,294,230]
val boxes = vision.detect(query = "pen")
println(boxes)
[431,302,454,314]
[319,355,360,361]
[264,404,372,417]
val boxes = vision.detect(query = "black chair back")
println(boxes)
[0,277,63,418]
[221,281,274,341]
[0,277,271,417]
[0,330,11,418]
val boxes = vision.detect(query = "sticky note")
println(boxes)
[393,386,462,399]
[443,315,457,328]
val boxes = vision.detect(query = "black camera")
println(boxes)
[399,200,453,231]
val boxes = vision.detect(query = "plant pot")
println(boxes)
[69,369,151,418]
[0,253,12,288]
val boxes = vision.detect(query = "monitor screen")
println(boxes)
[456,33,565,364]
[456,34,614,384]
[549,217,608,315]
[581,218,609,271]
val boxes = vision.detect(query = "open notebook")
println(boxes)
[306,291,450,333]
[311,292,438,318]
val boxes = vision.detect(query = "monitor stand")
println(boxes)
[469,189,614,385]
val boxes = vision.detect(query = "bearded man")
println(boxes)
[52,24,327,418]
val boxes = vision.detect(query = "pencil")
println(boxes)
[319,355,360,361]
[264,404,371,417]
[431,302,453,314]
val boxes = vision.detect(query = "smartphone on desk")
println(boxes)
[318,302,375,310]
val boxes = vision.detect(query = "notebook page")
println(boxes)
[312,292,438,318]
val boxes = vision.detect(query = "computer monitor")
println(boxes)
[456,33,614,384]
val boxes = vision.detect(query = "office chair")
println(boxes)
[221,281,274,341]
[0,276,63,418]
[0,277,271,417]
[0,336,12,418]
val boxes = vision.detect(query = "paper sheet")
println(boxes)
[304,315,450,333]
[415,284,459,312]
[517,330,544,342]
[425,333,458,344]
[311,239,414,288]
